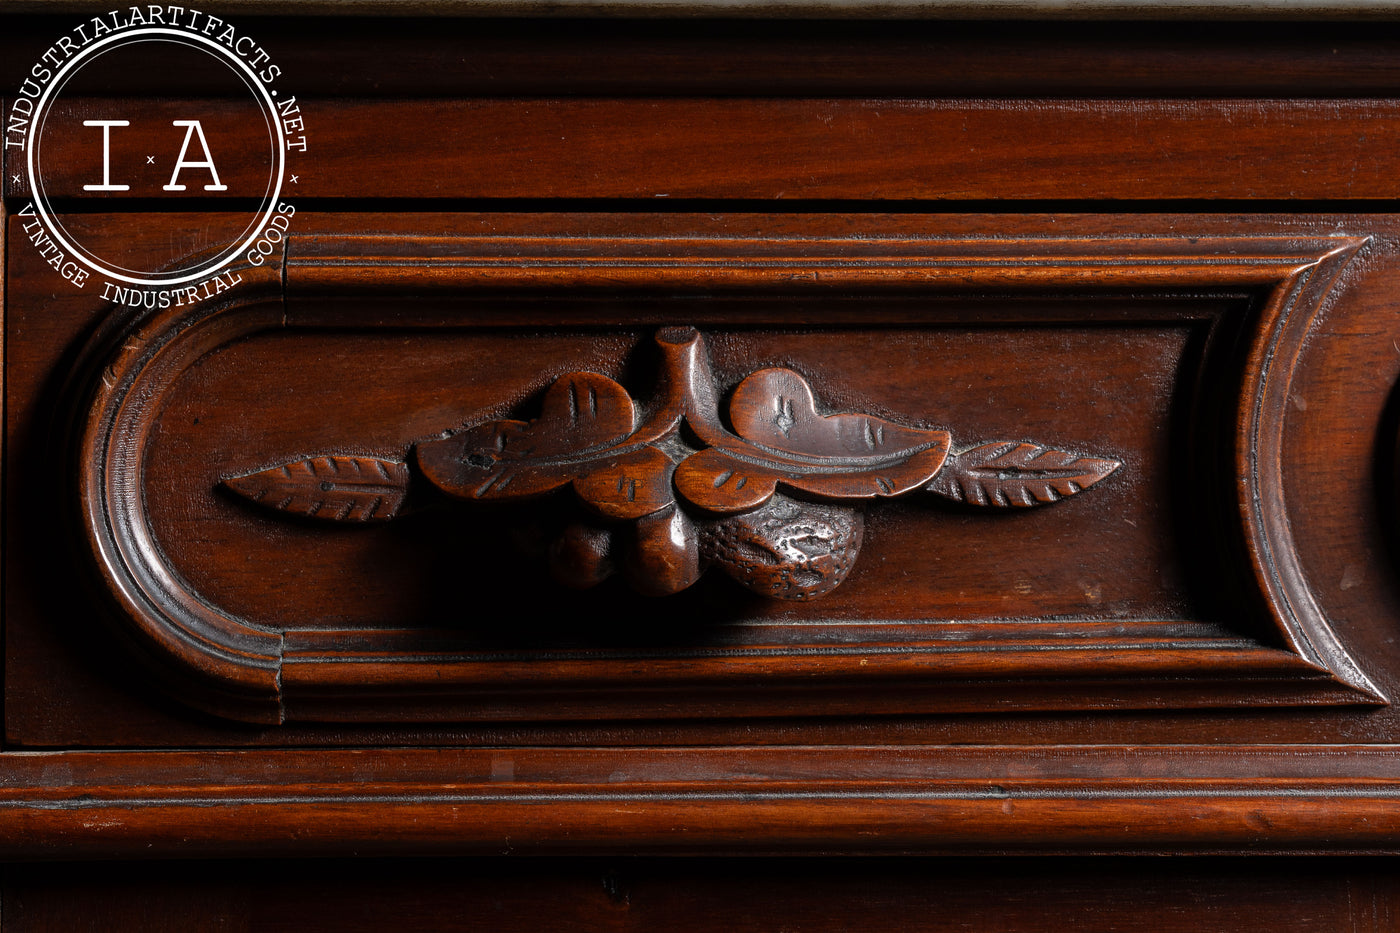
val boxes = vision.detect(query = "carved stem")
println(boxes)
[636,326,728,445]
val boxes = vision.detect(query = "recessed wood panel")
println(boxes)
[14,214,1400,755]
[36,219,1376,724]
[148,323,1193,627]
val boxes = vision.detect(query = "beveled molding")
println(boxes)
[5,745,1400,857]
[75,228,1382,724]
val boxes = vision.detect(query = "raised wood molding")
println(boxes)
[72,224,1383,724]
[3,744,1400,857]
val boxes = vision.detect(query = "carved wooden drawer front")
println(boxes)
[11,14,1400,880]
[50,220,1379,730]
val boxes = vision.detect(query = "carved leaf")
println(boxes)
[416,372,636,501]
[572,446,676,520]
[731,368,947,459]
[675,367,950,514]
[514,372,636,457]
[223,456,410,522]
[417,421,578,502]
[926,441,1121,508]
[675,445,949,514]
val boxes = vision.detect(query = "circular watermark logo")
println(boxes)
[6,8,307,305]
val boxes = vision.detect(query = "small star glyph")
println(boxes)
[289,174,299,183]
[146,155,155,164]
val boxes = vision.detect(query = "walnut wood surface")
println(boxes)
[0,745,1399,857]
[16,216,1366,727]
[8,13,1400,888]
[18,98,1400,203]
[9,212,1400,752]
[15,17,1400,97]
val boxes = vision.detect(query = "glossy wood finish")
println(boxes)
[12,20,1400,99]
[0,217,1356,728]
[18,98,1400,203]
[9,16,1400,929]
[0,208,1394,734]
[4,745,1400,857]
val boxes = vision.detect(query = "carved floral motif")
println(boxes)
[224,327,1120,599]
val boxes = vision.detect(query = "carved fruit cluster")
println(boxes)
[224,327,1121,600]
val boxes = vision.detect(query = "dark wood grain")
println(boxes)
[10,12,1400,901]
[0,745,1398,856]
[37,218,1371,725]
[15,18,1400,98]
[13,212,1400,748]
[14,98,1400,203]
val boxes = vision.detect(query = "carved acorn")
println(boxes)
[702,495,864,601]
[545,497,859,601]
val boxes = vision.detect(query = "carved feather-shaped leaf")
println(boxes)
[223,456,410,522]
[926,441,1121,508]
[416,372,636,502]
